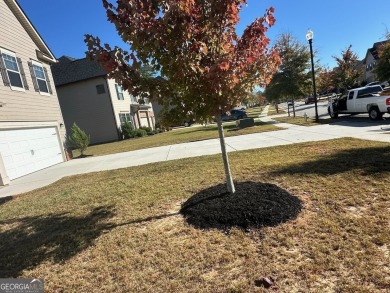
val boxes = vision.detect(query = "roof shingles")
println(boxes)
[51,56,108,86]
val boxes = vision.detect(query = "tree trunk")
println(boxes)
[216,117,235,194]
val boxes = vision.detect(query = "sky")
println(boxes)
[17,0,390,69]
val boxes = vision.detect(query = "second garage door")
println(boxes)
[0,127,64,180]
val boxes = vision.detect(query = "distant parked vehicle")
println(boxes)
[365,81,390,89]
[365,81,383,87]
[233,104,247,110]
[183,118,195,127]
[220,109,248,121]
[305,96,315,104]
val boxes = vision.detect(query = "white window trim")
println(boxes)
[115,84,124,100]
[119,112,131,125]
[0,48,25,92]
[31,60,50,96]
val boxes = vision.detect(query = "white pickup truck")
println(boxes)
[328,85,390,120]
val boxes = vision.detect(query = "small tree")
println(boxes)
[332,45,362,93]
[316,66,334,95]
[67,123,90,157]
[265,33,311,117]
[85,0,281,194]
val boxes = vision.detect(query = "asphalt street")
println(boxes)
[282,99,390,120]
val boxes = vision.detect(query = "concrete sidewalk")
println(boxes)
[1,109,390,198]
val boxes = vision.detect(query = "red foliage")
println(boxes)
[85,0,281,116]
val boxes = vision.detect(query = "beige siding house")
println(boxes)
[0,0,66,186]
[51,56,155,145]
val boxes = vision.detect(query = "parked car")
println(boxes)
[233,104,247,110]
[183,118,195,127]
[305,96,316,104]
[366,81,381,87]
[220,109,248,121]
[365,81,390,89]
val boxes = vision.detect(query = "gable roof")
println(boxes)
[51,56,108,86]
[366,40,389,61]
[5,0,56,63]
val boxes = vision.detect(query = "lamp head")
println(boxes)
[306,29,313,41]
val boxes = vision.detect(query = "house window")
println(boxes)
[28,60,53,95]
[119,113,131,124]
[130,94,138,103]
[32,63,48,93]
[96,84,105,94]
[115,84,124,100]
[0,49,28,91]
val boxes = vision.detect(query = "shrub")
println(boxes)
[140,126,152,133]
[66,122,90,156]
[121,121,134,139]
[135,129,147,137]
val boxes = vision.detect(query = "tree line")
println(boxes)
[265,32,390,106]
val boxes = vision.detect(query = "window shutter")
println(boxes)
[28,61,39,92]
[17,57,29,90]
[43,67,53,94]
[0,55,10,86]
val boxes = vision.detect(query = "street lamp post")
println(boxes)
[306,29,319,122]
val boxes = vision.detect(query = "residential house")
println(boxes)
[364,40,388,83]
[0,0,67,186]
[51,56,155,145]
[354,59,365,86]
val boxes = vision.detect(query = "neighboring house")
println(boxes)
[364,40,388,83]
[0,0,67,186]
[354,59,365,86]
[51,56,155,145]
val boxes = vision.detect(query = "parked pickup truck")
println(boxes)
[327,85,390,120]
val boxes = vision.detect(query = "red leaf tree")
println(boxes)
[85,0,281,193]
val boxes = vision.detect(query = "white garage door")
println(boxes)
[0,127,63,180]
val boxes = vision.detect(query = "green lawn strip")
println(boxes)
[1,138,389,292]
[267,105,286,116]
[245,106,264,118]
[72,120,279,157]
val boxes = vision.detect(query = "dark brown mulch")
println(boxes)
[180,181,302,231]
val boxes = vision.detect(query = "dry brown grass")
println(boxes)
[1,138,389,292]
[273,116,332,126]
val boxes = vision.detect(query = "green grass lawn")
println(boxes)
[245,106,263,118]
[267,105,286,116]
[73,119,279,157]
[1,138,389,292]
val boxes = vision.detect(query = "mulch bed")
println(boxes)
[180,181,302,231]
